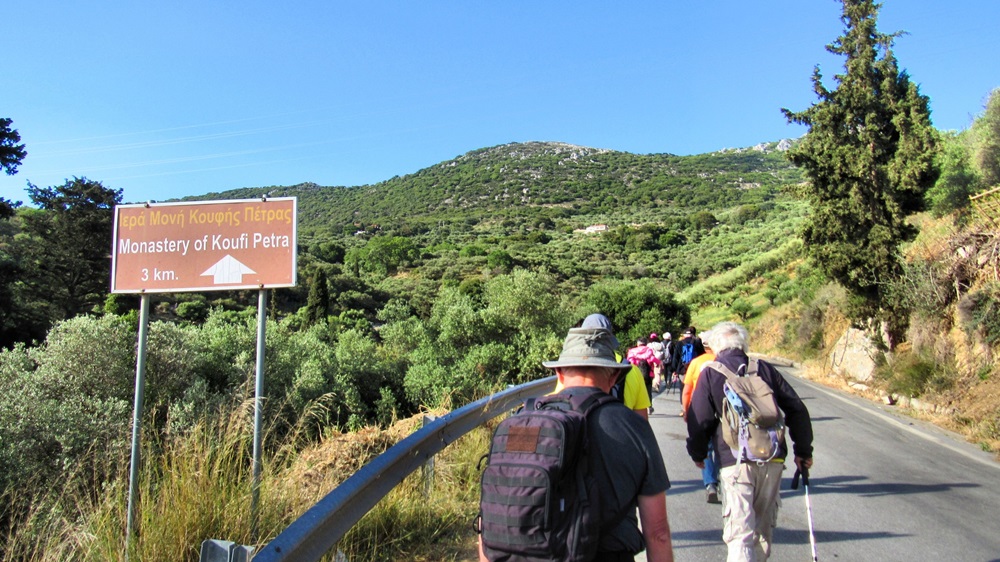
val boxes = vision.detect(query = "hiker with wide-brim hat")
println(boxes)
[535,325,674,561]
[542,327,633,372]
[549,315,653,420]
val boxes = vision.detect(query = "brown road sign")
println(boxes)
[111,197,297,293]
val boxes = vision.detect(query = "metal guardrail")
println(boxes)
[237,376,557,562]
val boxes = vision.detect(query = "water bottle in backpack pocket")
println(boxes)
[706,360,786,463]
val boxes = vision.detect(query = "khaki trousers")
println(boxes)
[719,461,784,562]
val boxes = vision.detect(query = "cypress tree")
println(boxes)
[782,0,938,348]
[306,268,330,326]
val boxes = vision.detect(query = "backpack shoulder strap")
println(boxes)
[704,360,740,381]
[573,391,617,416]
[706,360,761,379]
[536,390,615,415]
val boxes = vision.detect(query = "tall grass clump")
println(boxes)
[2,401,258,561]
[334,424,493,561]
[874,352,953,398]
[1,396,494,562]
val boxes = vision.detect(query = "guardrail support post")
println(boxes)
[199,539,254,562]
[421,414,437,497]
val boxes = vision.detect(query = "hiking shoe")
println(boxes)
[706,484,720,504]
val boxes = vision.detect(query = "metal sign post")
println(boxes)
[252,288,268,539]
[125,294,150,560]
[112,197,297,553]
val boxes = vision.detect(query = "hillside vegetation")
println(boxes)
[1,121,998,559]
[1,139,829,560]
[196,141,809,319]
[208,141,801,236]
[2,96,1000,561]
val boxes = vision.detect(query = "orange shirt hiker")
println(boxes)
[681,351,715,419]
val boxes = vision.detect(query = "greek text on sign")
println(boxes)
[111,198,297,293]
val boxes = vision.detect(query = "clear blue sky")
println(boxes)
[3,1,998,205]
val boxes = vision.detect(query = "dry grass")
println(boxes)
[1,402,495,562]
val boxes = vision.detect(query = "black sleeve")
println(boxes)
[694,337,706,357]
[760,361,814,459]
[685,372,719,462]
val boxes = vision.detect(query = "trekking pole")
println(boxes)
[791,467,818,561]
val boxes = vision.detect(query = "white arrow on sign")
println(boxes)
[201,255,257,284]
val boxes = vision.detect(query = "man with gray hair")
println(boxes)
[685,321,813,562]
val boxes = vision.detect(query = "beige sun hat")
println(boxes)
[542,328,632,371]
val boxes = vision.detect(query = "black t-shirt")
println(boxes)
[562,386,671,554]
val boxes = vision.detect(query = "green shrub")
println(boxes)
[0,315,135,505]
[585,279,691,345]
[926,133,978,220]
[486,249,514,271]
[732,204,767,224]
[376,298,416,324]
[875,352,953,397]
[481,269,562,338]
[458,277,485,301]
[959,283,1000,346]
[175,297,210,322]
[730,298,754,321]
[688,210,718,230]
[459,244,487,257]
[428,288,480,352]
[403,349,453,408]
[335,328,388,407]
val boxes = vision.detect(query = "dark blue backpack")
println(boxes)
[476,391,616,561]
[680,341,695,367]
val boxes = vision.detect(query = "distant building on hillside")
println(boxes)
[584,224,608,233]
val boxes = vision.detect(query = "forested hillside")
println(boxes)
[189,140,809,321]
[204,140,800,235]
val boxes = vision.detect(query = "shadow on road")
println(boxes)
[667,528,728,548]
[666,478,714,495]
[799,474,980,496]
[773,526,911,544]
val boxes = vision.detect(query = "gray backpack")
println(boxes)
[705,360,786,462]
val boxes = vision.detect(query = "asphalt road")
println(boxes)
[643,363,1000,562]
